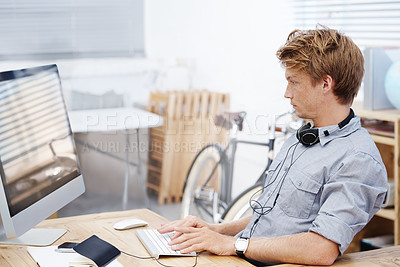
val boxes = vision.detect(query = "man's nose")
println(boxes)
[284,86,292,99]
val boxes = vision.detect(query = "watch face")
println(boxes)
[235,238,248,251]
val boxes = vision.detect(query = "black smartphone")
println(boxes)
[55,242,79,253]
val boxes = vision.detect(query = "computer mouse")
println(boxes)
[113,218,148,230]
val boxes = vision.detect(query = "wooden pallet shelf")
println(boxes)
[147,90,230,204]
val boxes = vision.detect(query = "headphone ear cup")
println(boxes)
[296,123,311,141]
[297,122,320,146]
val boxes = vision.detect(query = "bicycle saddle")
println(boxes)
[214,111,247,131]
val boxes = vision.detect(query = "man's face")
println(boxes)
[284,69,323,120]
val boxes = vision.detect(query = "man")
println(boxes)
[158,27,388,266]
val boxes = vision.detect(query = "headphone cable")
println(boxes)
[248,141,309,237]
[121,250,198,267]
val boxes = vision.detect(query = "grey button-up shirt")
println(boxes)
[238,116,388,254]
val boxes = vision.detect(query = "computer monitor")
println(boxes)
[0,64,85,246]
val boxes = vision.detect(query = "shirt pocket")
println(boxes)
[277,167,322,219]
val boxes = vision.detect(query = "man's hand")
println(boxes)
[157,215,236,255]
[158,215,212,240]
[168,225,236,256]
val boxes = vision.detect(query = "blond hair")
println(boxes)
[276,26,364,105]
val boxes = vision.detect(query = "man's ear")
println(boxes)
[322,74,334,93]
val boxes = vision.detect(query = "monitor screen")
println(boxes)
[0,64,81,217]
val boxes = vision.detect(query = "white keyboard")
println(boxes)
[136,229,196,259]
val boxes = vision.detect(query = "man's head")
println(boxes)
[276,26,364,106]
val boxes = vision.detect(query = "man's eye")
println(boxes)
[291,81,296,85]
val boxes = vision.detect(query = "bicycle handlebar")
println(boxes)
[214,110,301,135]
[214,111,247,131]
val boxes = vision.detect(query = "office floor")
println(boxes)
[58,131,181,221]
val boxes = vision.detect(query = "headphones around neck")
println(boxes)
[296,109,355,147]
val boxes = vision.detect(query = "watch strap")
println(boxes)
[236,249,247,259]
[235,237,249,259]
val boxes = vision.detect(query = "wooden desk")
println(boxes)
[2,209,400,266]
[0,209,251,266]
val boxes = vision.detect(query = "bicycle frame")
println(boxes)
[184,111,298,223]
[191,137,273,223]
[221,113,280,204]
[221,138,272,204]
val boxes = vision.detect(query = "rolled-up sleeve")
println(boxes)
[309,152,387,254]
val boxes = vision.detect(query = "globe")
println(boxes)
[384,62,400,109]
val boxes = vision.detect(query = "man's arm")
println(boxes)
[170,227,339,266]
[245,232,339,265]
[159,216,339,265]
[210,216,252,236]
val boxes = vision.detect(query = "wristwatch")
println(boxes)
[235,237,249,259]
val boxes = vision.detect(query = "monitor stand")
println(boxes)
[0,228,67,246]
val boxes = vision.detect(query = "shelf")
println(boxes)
[370,134,396,146]
[353,102,400,246]
[376,208,396,221]
[353,102,400,122]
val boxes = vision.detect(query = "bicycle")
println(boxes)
[180,110,301,224]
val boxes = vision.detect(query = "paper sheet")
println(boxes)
[27,246,123,267]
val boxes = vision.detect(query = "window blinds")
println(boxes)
[0,65,70,164]
[289,0,400,47]
[0,0,144,59]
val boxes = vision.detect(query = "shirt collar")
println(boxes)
[318,116,361,146]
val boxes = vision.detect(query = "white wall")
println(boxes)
[146,0,291,114]
[145,0,294,197]
[0,1,295,200]
[0,58,162,110]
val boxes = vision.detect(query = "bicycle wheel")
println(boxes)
[180,143,227,223]
[221,183,263,222]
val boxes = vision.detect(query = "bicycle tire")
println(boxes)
[180,143,226,223]
[221,183,263,222]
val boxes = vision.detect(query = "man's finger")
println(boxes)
[171,231,183,240]
[171,236,201,252]
[158,220,184,233]
[174,226,200,234]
